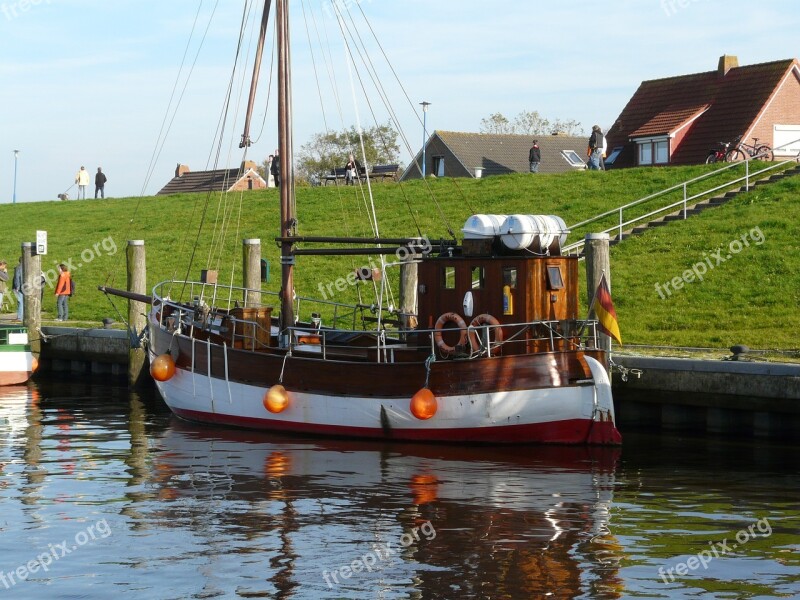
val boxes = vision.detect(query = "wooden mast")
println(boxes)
[239,0,272,148]
[276,0,295,340]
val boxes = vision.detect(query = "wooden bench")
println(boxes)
[370,164,399,182]
[323,166,367,186]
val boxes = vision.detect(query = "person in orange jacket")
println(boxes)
[55,264,72,321]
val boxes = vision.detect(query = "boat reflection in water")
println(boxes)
[151,421,625,598]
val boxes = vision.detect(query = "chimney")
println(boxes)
[718,55,739,77]
[175,163,190,178]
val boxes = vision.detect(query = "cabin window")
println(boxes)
[546,265,564,290]
[442,266,456,289]
[433,156,445,177]
[471,266,484,289]
[503,267,517,289]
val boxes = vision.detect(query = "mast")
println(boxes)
[239,1,272,149]
[277,0,295,339]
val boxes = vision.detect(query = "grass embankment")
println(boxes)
[0,163,796,351]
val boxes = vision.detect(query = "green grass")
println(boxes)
[1,163,796,350]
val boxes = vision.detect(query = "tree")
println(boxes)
[293,122,401,184]
[480,111,584,137]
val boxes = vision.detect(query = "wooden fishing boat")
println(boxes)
[136,0,621,445]
[0,324,37,386]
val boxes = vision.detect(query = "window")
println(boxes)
[560,150,586,168]
[433,156,445,177]
[546,266,564,290]
[604,146,623,166]
[442,266,455,289]
[636,137,669,166]
[502,267,517,289]
[471,266,484,289]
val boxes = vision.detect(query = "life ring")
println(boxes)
[468,314,503,354]
[434,312,468,356]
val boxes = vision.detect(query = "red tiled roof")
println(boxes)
[606,59,798,167]
[628,103,709,138]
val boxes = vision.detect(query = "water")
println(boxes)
[0,381,798,600]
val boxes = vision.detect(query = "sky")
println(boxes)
[1,0,799,203]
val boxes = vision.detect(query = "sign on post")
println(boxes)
[36,231,47,255]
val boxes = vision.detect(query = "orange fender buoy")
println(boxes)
[150,354,176,382]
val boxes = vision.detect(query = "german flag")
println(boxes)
[592,274,622,345]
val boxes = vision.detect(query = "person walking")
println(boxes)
[587,125,607,171]
[529,140,541,173]
[12,258,23,321]
[95,167,108,198]
[55,264,72,322]
[75,166,90,199]
[270,149,280,188]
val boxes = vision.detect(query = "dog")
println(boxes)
[58,193,69,201]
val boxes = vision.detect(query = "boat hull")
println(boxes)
[0,342,35,386]
[148,316,621,445]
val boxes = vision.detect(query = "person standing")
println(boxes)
[344,154,361,185]
[55,264,71,322]
[0,261,8,311]
[588,125,607,171]
[12,258,23,321]
[266,155,276,188]
[270,149,280,188]
[529,140,541,173]
[75,166,90,199]
[95,167,108,198]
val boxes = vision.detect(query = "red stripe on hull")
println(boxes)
[0,372,32,386]
[170,407,622,445]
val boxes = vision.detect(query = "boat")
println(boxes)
[121,1,622,444]
[0,324,37,386]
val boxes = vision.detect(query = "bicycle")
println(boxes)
[726,136,774,162]
[705,140,734,164]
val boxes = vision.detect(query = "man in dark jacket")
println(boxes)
[12,258,23,321]
[529,140,541,173]
[270,149,280,187]
[95,167,108,198]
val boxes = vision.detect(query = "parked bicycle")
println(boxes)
[726,136,774,162]
[705,140,734,164]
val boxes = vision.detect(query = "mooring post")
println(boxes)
[399,259,418,331]
[21,242,42,355]
[127,240,148,387]
[243,239,262,307]
[584,233,611,364]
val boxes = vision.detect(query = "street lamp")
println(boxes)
[12,150,19,204]
[420,101,431,177]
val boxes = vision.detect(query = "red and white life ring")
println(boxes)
[468,314,503,354]
[433,312,468,356]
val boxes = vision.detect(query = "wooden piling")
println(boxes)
[584,233,611,360]
[21,242,42,355]
[243,239,261,307]
[126,240,148,387]
[399,260,418,330]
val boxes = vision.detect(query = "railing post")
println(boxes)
[746,159,750,191]
[683,182,687,219]
[618,207,623,241]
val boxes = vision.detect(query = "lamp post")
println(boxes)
[420,101,431,177]
[12,150,19,204]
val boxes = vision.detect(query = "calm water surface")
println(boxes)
[0,380,797,599]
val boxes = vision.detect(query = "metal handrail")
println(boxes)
[563,153,799,256]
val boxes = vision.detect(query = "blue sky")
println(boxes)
[1,0,798,202]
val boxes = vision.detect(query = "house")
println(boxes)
[399,131,588,181]
[605,55,800,168]
[157,160,267,195]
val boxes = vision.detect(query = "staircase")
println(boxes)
[617,163,800,243]
[563,160,800,255]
